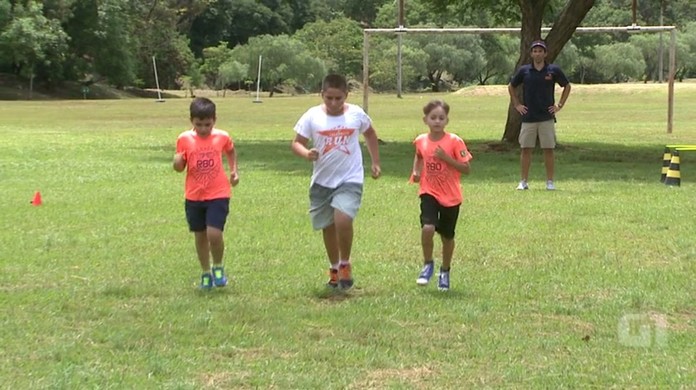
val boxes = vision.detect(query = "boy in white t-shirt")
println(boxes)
[291,74,381,289]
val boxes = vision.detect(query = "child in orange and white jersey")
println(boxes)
[411,100,472,291]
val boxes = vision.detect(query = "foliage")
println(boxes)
[294,16,363,79]
[3,0,696,94]
[0,1,69,92]
[231,34,326,95]
[593,42,646,82]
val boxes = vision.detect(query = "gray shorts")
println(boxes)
[309,182,363,230]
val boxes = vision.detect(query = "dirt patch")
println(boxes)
[349,365,435,389]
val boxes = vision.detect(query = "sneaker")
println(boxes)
[438,270,450,291]
[546,180,556,191]
[338,263,353,289]
[516,180,529,190]
[327,268,339,288]
[212,265,228,287]
[200,272,213,290]
[416,261,434,285]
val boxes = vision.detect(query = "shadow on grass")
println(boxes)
[420,287,472,300]
[137,138,677,183]
[312,286,360,302]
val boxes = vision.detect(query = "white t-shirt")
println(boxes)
[294,103,372,188]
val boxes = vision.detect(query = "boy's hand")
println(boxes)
[173,153,186,171]
[371,164,381,179]
[306,148,319,161]
[411,172,420,183]
[434,146,447,160]
[230,171,239,186]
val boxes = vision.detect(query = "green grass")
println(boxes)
[1,84,695,389]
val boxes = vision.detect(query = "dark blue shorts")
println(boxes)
[420,194,460,239]
[185,198,230,232]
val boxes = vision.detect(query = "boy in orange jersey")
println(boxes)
[411,100,472,291]
[173,97,239,289]
[291,74,381,290]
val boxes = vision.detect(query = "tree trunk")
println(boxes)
[502,0,596,143]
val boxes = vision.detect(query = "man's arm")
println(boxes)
[508,83,527,115]
[557,83,571,110]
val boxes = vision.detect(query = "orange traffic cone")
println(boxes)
[31,191,42,206]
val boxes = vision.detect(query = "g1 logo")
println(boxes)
[617,313,667,348]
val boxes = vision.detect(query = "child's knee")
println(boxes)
[422,224,436,235]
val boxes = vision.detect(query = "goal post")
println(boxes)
[362,25,677,133]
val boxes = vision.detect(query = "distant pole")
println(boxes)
[152,56,164,102]
[396,0,405,98]
[667,29,676,133]
[253,55,263,103]
[658,1,664,83]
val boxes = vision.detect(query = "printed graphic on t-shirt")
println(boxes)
[189,146,219,183]
[318,127,355,155]
[424,157,451,189]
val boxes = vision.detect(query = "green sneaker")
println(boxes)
[212,266,228,287]
[200,272,213,290]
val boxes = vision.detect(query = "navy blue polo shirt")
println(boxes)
[510,63,569,123]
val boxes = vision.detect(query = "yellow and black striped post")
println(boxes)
[661,146,671,182]
[664,150,681,186]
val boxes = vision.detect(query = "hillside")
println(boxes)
[0,73,181,100]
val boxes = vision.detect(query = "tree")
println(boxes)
[216,60,248,95]
[0,1,69,97]
[294,17,364,79]
[593,42,645,82]
[406,31,486,91]
[231,34,326,96]
[431,0,595,142]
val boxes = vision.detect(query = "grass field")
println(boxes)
[1,84,695,389]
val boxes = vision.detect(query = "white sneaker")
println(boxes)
[516,180,529,190]
[546,180,556,190]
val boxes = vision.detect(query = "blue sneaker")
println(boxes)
[438,270,450,291]
[200,272,213,290]
[212,266,228,287]
[416,261,434,285]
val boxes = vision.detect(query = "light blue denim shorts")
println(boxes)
[309,182,363,230]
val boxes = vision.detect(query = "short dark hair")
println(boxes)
[423,99,450,115]
[322,74,348,92]
[190,97,216,120]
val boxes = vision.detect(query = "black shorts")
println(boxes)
[185,198,230,232]
[419,194,460,239]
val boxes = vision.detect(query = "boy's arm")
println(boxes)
[411,153,423,183]
[291,134,319,161]
[226,147,239,186]
[362,126,381,179]
[173,153,186,172]
[434,146,471,174]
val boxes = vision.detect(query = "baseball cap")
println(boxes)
[530,40,547,51]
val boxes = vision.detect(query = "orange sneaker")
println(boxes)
[327,268,339,288]
[338,263,353,289]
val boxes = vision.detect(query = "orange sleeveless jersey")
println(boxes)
[414,132,472,207]
[176,129,234,201]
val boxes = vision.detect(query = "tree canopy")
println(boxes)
[1,0,696,100]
